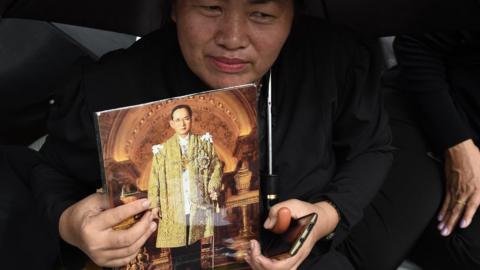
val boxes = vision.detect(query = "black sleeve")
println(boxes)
[30,57,100,241]
[314,37,395,245]
[394,33,472,152]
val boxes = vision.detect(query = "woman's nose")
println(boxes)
[215,14,250,50]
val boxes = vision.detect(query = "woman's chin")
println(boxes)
[202,74,259,90]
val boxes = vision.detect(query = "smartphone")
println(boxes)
[263,212,318,258]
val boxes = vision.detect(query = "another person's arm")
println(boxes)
[442,139,480,233]
[395,33,480,236]
[394,33,471,151]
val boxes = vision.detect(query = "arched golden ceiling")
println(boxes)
[99,87,257,190]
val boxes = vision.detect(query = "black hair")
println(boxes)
[171,104,193,119]
[295,0,306,11]
[159,0,173,26]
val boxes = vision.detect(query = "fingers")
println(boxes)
[106,210,156,248]
[96,199,151,229]
[59,193,112,247]
[151,207,160,220]
[63,196,156,268]
[441,141,480,234]
[254,253,278,269]
[88,210,156,266]
[245,240,257,269]
[250,240,262,258]
[245,240,273,270]
[264,199,300,230]
[440,196,467,236]
[102,221,156,266]
[86,192,110,210]
[438,192,451,222]
[271,207,292,234]
[264,204,281,229]
[460,194,480,228]
[245,240,297,270]
[102,250,139,268]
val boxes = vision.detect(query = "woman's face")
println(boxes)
[172,0,294,89]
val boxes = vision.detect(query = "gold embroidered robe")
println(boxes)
[148,133,222,247]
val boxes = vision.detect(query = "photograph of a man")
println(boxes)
[148,104,222,269]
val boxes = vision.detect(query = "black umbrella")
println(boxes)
[0,18,136,145]
[1,0,480,36]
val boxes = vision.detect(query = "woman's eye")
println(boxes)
[250,12,275,23]
[199,6,222,16]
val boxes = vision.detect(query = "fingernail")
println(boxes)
[142,199,151,208]
[250,240,255,250]
[150,222,157,231]
[460,219,469,228]
[438,222,445,231]
[438,214,444,221]
[263,218,270,228]
[441,228,450,236]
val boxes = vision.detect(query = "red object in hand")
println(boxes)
[271,207,292,234]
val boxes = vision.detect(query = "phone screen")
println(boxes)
[263,212,318,258]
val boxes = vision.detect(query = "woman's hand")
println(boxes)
[151,207,161,220]
[245,199,340,270]
[59,193,157,267]
[438,139,480,236]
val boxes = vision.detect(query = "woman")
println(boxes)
[29,0,393,269]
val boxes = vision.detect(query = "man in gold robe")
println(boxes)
[148,104,222,267]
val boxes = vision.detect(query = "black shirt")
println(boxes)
[394,31,480,153]
[32,15,393,266]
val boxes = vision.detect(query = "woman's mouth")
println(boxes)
[211,57,248,73]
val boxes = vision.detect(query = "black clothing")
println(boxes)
[412,209,480,270]
[28,16,393,269]
[354,85,480,270]
[0,146,59,270]
[168,214,202,270]
[393,31,480,153]
[328,87,445,270]
[293,87,450,270]
[170,241,202,270]
[319,75,480,270]
[389,32,480,270]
